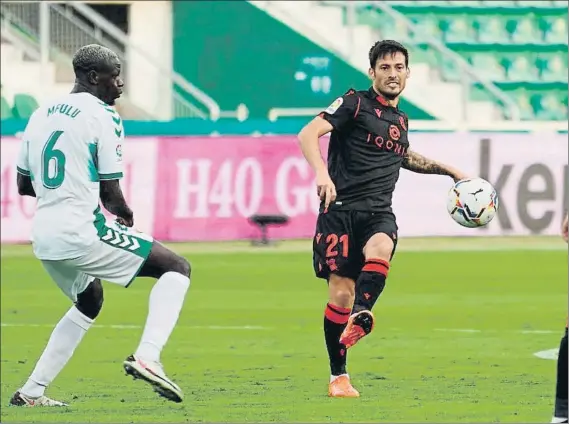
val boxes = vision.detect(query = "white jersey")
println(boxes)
[16,92,125,260]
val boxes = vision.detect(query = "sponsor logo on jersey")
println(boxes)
[325,97,343,115]
[116,144,123,162]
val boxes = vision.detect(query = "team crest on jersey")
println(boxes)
[389,125,401,141]
[325,97,343,115]
[116,144,123,162]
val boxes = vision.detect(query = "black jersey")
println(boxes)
[318,87,410,212]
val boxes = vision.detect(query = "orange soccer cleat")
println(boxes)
[328,375,360,398]
[339,310,375,349]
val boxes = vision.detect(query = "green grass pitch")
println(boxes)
[1,238,567,422]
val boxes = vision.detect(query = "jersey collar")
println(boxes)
[368,86,398,110]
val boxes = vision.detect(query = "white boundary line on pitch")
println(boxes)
[0,323,271,330]
[434,328,559,334]
[0,323,560,334]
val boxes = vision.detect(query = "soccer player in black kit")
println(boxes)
[552,212,568,423]
[298,40,468,397]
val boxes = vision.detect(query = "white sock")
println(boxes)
[21,306,93,398]
[330,373,349,383]
[135,272,190,362]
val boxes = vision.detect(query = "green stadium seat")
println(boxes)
[12,93,39,119]
[534,92,567,120]
[475,16,510,43]
[442,15,476,43]
[542,16,568,43]
[408,14,442,40]
[1,96,14,119]
[511,16,541,44]
[506,56,538,82]
[538,54,568,82]
[470,54,507,82]
[375,15,410,42]
[512,90,538,120]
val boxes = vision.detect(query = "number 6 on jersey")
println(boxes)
[41,130,66,189]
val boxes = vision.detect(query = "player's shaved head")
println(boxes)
[72,44,119,77]
[71,44,124,106]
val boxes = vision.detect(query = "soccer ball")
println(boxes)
[446,178,499,228]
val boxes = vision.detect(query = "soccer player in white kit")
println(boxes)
[10,44,190,406]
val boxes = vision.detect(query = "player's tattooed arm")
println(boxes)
[402,149,466,182]
[99,180,134,227]
[17,173,36,197]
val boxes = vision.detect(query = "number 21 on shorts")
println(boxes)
[325,234,349,258]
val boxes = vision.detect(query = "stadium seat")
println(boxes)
[408,14,442,40]
[12,93,39,119]
[512,90,537,121]
[474,16,510,43]
[506,56,538,82]
[442,15,476,43]
[542,16,568,44]
[510,16,541,44]
[538,54,567,82]
[470,54,507,82]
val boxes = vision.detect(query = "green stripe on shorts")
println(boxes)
[92,207,152,259]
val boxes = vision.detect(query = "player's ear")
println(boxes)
[368,67,375,81]
[87,70,98,85]
[406,67,411,79]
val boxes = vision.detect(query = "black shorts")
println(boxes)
[312,210,398,281]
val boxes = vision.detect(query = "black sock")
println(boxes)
[352,258,389,314]
[555,327,568,418]
[324,303,350,376]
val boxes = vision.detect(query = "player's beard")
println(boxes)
[378,87,401,100]
[376,79,403,100]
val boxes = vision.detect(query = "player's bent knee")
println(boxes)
[363,232,394,261]
[168,256,192,278]
[76,278,104,320]
[331,289,354,308]
[173,256,191,278]
[328,275,355,308]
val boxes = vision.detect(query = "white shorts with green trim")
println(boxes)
[41,221,154,302]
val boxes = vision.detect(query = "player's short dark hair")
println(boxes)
[368,40,409,68]
[72,44,119,77]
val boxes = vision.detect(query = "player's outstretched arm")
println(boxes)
[16,173,36,197]
[402,149,467,183]
[99,180,134,227]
